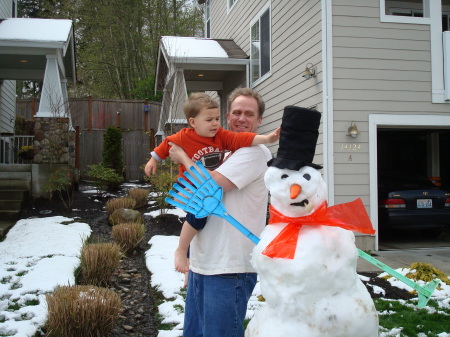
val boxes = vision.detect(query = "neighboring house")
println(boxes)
[0,1,76,164]
[0,0,17,163]
[155,0,450,251]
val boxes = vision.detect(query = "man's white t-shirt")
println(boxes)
[189,144,272,275]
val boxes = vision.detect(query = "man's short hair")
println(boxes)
[184,92,219,120]
[227,88,265,117]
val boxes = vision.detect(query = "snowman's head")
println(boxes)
[264,166,327,218]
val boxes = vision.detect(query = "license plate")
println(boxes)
[417,199,432,208]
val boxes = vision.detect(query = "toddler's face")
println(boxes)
[189,108,220,137]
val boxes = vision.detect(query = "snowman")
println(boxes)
[246,107,379,337]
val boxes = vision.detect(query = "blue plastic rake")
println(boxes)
[165,162,440,308]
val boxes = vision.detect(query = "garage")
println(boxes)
[376,128,450,249]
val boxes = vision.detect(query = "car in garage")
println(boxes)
[378,171,450,234]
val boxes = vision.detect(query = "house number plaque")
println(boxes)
[340,144,361,151]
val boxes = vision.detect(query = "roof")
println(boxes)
[155,36,248,91]
[0,18,76,82]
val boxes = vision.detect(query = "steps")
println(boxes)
[0,164,32,239]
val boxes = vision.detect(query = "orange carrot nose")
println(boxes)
[290,184,302,199]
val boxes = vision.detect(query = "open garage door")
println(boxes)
[376,128,450,249]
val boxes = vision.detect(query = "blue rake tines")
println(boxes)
[165,161,440,308]
[165,162,260,244]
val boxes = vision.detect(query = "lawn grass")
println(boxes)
[376,298,450,336]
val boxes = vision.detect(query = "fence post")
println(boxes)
[88,96,92,132]
[144,99,149,132]
[75,126,80,169]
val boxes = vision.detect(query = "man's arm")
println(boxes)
[168,141,237,192]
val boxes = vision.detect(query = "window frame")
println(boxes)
[249,3,272,87]
[205,0,211,38]
[227,0,238,13]
[380,0,431,24]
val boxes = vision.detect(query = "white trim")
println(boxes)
[369,114,450,251]
[430,3,446,103]
[322,0,334,206]
[249,1,272,87]
[444,32,450,100]
[380,0,431,24]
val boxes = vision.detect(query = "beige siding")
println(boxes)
[332,0,449,206]
[210,0,324,164]
[0,81,16,134]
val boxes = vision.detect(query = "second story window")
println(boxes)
[250,4,271,85]
[228,0,238,12]
[205,0,211,38]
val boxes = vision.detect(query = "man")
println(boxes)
[167,88,272,337]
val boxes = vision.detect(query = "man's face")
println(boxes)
[227,95,262,133]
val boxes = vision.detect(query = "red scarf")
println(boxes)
[261,198,375,259]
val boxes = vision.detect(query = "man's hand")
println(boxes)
[144,157,158,176]
[168,141,192,166]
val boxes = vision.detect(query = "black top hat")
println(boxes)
[268,106,322,170]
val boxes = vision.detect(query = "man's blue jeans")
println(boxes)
[183,271,257,337]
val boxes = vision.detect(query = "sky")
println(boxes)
[0,189,449,337]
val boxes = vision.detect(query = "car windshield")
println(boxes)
[378,172,436,191]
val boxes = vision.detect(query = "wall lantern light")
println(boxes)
[347,121,360,138]
[302,63,316,79]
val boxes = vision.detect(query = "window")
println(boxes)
[381,0,431,24]
[228,0,238,12]
[12,0,17,17]
[250,4,271,85]
[205,0,210,38]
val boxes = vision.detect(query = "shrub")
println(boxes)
[112,222,146,253]
[147,159,178,216]
[45,285,121,337]
[102,126,123,176]
[109,208,143,225]
[127,188,150,208]
[86,163,123,192]
[79,242,122,286]
[41,167,74,211]
[406,262,450,286]
[105,197,136,215]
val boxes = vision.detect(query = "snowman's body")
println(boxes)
[246,166,378,337]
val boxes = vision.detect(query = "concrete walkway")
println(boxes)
[357,247,450,275]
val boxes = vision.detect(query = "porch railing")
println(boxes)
[0,135,34,164]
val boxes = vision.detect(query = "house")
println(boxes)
[0,0,77,207]
[155,0,450,251]
[0,0,17,163]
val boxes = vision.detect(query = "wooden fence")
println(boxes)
[16,98,161,181]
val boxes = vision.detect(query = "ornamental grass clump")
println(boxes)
[80,242,122,286]
[105,197,136,215]
[111,222,146,253]
[45,285,121,337]
[127,188,150,208]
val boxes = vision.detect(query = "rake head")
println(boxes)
[165,162,226,219]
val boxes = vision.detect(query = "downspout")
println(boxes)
[322,0,334,205]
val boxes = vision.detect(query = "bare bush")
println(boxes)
[80,242,122,286]
[111,222,146,253]
[127,188,150,208]
[105,197,136,215]
[45,285,121,337]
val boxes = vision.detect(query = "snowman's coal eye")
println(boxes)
[303,174,311,181]
[281,174,289,179]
